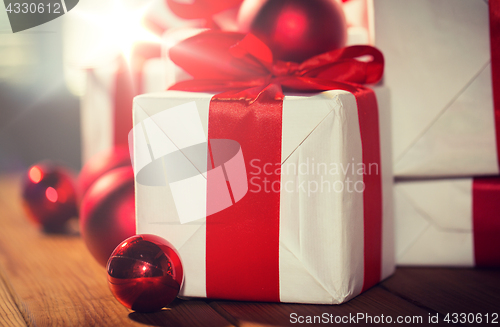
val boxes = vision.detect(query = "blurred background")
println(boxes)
[0,7,81,173]
[0,0,369,174]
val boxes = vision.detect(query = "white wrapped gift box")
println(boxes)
[375,0,498,177]
[395,178,500,267]
[81,58,168,162]
[131,87,394,304]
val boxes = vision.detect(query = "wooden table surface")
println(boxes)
[0,174,499,327]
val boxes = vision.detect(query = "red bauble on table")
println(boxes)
[238,0,347,62]
[107,234,184,313]
[21,162,78,231]
[78,146,132,201]
[80,166,136,267]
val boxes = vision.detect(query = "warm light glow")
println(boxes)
[142,265,147,271]
[29,166,43,184]
[45,187,58,203]
[69,0,161,64]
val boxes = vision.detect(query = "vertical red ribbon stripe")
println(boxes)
[490,0,500,170]
[112,44,161,147]
[113,57,135,147]
[355,87,383,292]
[206,98,282,302]
[472,177,500,267]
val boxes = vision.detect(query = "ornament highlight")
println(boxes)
[107,234,184,312]
[21,162,78,231]
[80,166,136,266]
[238,0,347,62]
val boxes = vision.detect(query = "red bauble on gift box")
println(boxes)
[107,234,184,312]
[21,162,78,231]
[238,0,347,62]
[78,146,132,200]
[80,166,136,266]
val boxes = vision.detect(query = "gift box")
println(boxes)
[81,53,167,162]
[131,84,394,304]
[375,0,499,177]
[342,0,375,46]
[395,178,500,267]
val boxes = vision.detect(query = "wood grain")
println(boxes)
[1,173,500,326]
[128,299,234,327]
[210,286,439,326]
[0,175,232,327]
[0,266,29,327]
[381,267,500,317]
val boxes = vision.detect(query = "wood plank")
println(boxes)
[0,174,25,217]
[129,299,234,327]
[210,285,438,326]
[0,174,232,327]
[382,267,500,318]
[0,266,30,327]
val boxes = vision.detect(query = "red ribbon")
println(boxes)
[490,0,500,170]
[112,43,162,147]
[169,31,384,103]
[472,177,500,267]
[471,0,500,269]
[169,31,384,299]
[206,98,282,301]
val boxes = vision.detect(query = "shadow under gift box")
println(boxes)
[129,87,394,304]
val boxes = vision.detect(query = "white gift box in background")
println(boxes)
[375,0,498,177]
[395,178,500,267]
[342,0,374,46]
[64,0,206,163]
[132,86,394,304]
[81,58,167,162]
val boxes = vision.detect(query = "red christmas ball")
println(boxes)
[78,146,131,201]
[21,162,78,231]
[238,0,347,62]
[80,166,136,266]
[107,234,184,313]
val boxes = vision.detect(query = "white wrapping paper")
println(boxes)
[80,58,167,162]
[375,0,497,177]
[395,179,475,266]
[132,87,394,304]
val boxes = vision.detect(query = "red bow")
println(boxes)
[168,31,384,102]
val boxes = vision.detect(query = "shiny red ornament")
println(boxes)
[107,234,184,312]
[80,167,136,266]
[78,146,131,201]
[238,0,347,62]
[21,162,78,231]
